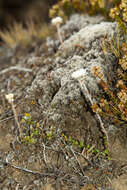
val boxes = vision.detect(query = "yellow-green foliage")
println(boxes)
[0,21,53,48]
[61,133,110,159]
[49,0,120,20]
[110,0,127,34]
[21,113,40,144]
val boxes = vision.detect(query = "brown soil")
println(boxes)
[0,43,127,190]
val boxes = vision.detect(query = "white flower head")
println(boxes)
[72,69,86,79]
[5,93,14,103]
[51,17,63,26]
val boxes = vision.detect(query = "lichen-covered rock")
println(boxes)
[61,21,117,56]
[61,14,105,39]
[25,14,118,147]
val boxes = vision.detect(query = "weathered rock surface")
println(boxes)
[25,15,118,147]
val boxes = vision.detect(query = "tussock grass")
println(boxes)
[0,21,53,48]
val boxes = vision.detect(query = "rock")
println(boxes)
[61,21,117,56]
[61,14,105,39]
[25,14,118,147]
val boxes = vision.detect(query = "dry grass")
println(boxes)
[0,21,53,48]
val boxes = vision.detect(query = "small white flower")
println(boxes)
[51,17,63,26]
[51,16,63,45]
[72,69,86,79]
[5,93,14,103]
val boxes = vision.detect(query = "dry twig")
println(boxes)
[0,66,32,75]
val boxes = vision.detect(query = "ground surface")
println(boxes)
[0,16,127,190]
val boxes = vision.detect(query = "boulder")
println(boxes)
[26,14,118,148]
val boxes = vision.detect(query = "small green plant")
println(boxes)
[61,133,110,159]
[21,113,40,144]
[45,126,56,140]
[61,133,84,148]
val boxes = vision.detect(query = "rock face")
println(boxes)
[26,14,118,147]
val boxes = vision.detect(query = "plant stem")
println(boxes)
[56,24,63,45]
[79,79,109,145]
[11,102,22,138]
